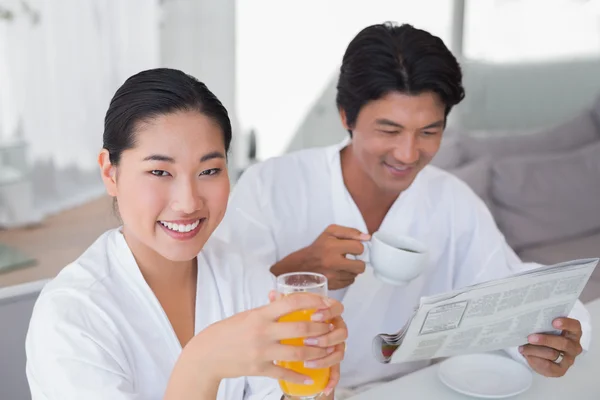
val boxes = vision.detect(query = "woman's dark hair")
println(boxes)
[103,68,232,165]
[336,22,465,135]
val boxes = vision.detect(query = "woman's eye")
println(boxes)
[150,170,170,177]
[200,168,221,176]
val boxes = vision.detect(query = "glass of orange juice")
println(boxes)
[276,272,330,400]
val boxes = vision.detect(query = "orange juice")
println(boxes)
[277,309,330,397]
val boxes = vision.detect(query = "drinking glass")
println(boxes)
[276,272,330,400]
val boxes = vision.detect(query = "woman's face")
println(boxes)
[99,110,230,262]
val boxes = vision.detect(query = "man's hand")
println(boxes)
[271,224,370,290]
[519,317,583,377]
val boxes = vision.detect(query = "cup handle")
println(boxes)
[363,240,372,264]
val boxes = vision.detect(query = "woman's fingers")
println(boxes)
[303,317,347,348]
[302,342,346,369]
[269,320,333,341]
[267,343,333,362]
[263,364,313,385]
[313,298,344,322]
[268,290,280,303]
[323,364,340,397]
[264,292,328,320]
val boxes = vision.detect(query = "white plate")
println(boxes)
[438,353,533,398]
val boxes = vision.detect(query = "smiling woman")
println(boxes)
[99,93,231,263]
[24,68,348,400]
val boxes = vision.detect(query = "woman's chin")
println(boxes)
[156,241,207,263]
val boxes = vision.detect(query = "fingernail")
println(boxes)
[529,335,540,344]
[311,313,324,321]
[323,297,335,307]
[329,323,335,331]
[519,346,524,353]
[304,338,318,346]
[304,361,317,369]
[304,379,314,385]
[359,233,371,241]
[324,388,333,396]
[554,320,563,328]
[327,346,335,354]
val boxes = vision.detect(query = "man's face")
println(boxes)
[342,91,446,195]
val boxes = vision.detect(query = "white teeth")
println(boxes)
[160,219,201,233]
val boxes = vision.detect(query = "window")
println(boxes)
[464,0,600,62]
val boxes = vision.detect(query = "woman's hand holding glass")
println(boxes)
[185,287,347,397]
[274,272,344,400]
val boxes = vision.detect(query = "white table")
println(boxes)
[349,298,600,400]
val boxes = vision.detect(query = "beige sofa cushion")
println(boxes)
[491,140,600,250]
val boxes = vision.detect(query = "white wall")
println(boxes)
[464,0,600,62]
[284,0,600,155]
[160,0,242,171]
[235,0,454,160]
[0,0,160,225]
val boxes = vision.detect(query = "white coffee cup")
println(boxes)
[363,231,428,285]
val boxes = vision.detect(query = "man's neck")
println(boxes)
[340,145,400,233]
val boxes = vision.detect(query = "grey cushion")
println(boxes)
[593,94,600,130]
[518,232,600,303]
[430,135,464,170]
[463,110,599,161]
[580,279,600,303]
[518,231,600,266]
[491,140,600,250]
[449,157,492,209]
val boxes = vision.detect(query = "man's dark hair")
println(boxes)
[336,22,465,135]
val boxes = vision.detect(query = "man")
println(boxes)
[218,23,590,394]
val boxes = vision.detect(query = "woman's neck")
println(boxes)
[121,227,197,289]
[122,227,198,347]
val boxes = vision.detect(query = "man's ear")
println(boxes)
[339,108,349,131]
[339,108,354,136]
[98,149,118,197]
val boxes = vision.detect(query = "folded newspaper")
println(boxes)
[373,258,599,364]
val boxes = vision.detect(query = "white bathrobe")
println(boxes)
[217,139,592,391]
[26,229,283,400]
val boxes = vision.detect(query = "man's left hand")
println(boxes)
[519,317,583,377]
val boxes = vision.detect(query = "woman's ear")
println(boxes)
[98,149,118,197]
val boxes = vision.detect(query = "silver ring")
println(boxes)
[554,351,565,364]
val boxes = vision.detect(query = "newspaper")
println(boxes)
[373,258,599,364]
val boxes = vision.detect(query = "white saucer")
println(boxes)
[438,353,533,398]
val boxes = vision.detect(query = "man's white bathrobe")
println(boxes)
[217,139,591,391]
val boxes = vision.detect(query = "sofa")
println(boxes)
[0,279,48,400]
[432,95,600,302]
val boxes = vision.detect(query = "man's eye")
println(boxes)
[150,170,170,177]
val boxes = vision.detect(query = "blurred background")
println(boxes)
[1,0,600,397]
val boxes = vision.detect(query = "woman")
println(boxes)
[25,68,347,400]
